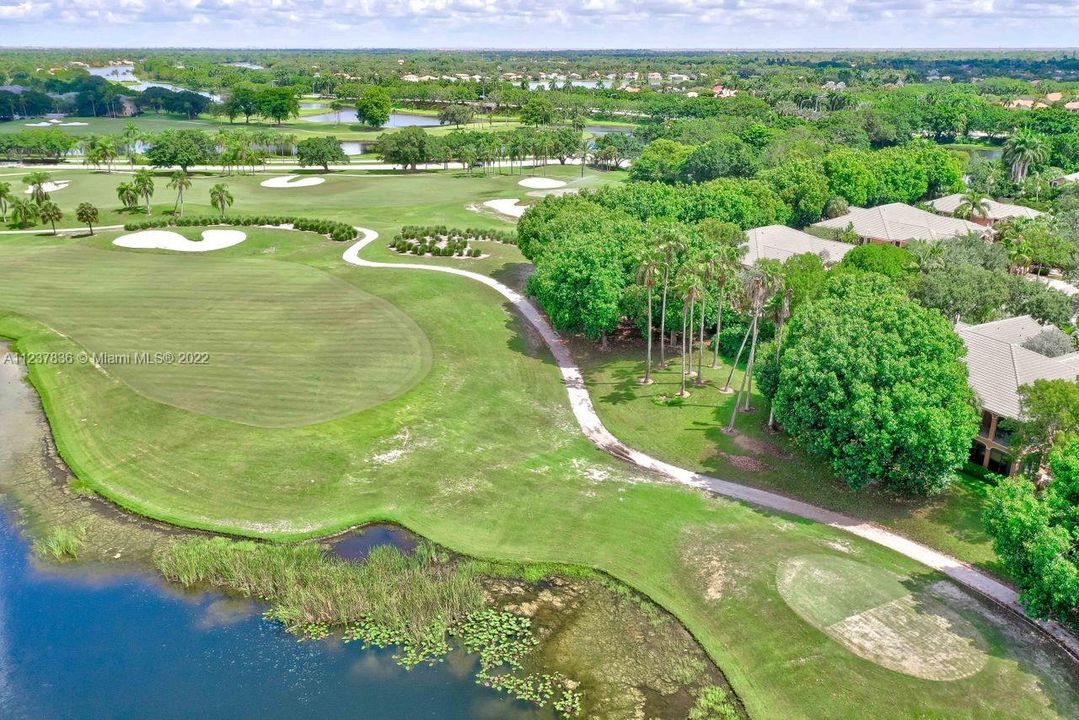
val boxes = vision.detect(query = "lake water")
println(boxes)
[87,64,222,102]
[303,109,442,128]
[0,346,547,720]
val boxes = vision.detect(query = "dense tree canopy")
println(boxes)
[768,274,979,495]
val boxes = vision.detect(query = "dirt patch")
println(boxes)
[486,576,741,720]
[719,452,772,472]
[777,555,988,681]
[732,433,793,460]
[681,527,753,602]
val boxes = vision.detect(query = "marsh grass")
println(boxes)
[33,524,86,561]
[156,536,583,716]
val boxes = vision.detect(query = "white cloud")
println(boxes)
[2,0,1078,45]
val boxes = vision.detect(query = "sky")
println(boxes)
[2,0,1079,49]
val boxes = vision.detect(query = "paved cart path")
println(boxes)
[343,227,1079,662]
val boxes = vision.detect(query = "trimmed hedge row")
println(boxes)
[122,215,357,242]
[392,235,481,257]
[399,224,517,245]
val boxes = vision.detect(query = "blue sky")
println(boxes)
[2,0,1079,49]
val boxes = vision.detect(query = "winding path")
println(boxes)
[342,228,1079,661]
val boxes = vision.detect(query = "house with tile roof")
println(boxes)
[743,225,854,266]
[956,316,1079,474]
[811,203,985,246]
[928,194,1042,226]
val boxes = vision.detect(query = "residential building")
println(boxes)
[711,84,737,98]
[743,225,854,266]
[957,316,1079,474]
[1051,171,1079,186]
[811,203,985,245]
[928,193,1042,226]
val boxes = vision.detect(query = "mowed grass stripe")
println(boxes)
[0,242,431,427]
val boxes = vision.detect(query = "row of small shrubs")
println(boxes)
[399,224,517,245]
[122,215,357,242]
[391,235,482,258]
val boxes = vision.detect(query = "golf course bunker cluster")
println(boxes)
[114,229,248,252]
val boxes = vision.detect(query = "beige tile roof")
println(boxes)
[743,225,855,266]
[812,203,984,243]
[957,316,1078,419]
[928,193,1042,221]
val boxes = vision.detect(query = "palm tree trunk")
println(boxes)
[727,315,758,431]
[695,297,706,385]
[686,297,696,382]
[711,293,724,368]
[643,289,653,384]
[679,305,689,396]
[743,317,761,411]
[723,322,754,392]
[659,270,669,366]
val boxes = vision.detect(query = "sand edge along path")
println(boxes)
[518,177,567,190]
[341,226,1079,663]
[24,181,70,194]
[113,229,247,253]
[260,175,326,188]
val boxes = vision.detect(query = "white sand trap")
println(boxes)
[114,229,247,252]
[59,121,89,126]
[24,121,52,127]
[483,198,529,219]
[24,180,70,194]
[518,177,567,190]
[260,175,326,188]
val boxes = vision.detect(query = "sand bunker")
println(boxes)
[518,177,567,190]
[24,181,70,194]
[483,198,529,219]
[260,175,326,188]
[777,555,987,680]
[24,121,53,127]
[59,121,89,127]
[113,229,247,253]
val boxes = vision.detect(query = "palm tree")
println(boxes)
[705,243,744,369]
[117,181,138,210]
[675,268,705,397]
[121,121,141,167]
[95,136,118,173]
[907,239,945,273]
[726,262,782,430]
[22,171,52,204]
[133,169,155,215]
[0,181,11,222]
[636,247,663,385]
[9,198,39,228]
[1003,130,1049,184]
[330,99,346,126]
[38,201,62,235]
[168,171,192,217]
[76,202,99,235]
[765,286,793,430]
[210,183,233,219]
[954,191,991,221]
[656,228,687,367]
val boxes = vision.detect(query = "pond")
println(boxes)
[87,64,222,102]
[303,110,442,128]
[0,345,548,720]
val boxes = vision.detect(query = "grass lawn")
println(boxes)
[0,164,623,241]
[0,111,527,143]
[0,175,1075,718]
[573,344,1003,574]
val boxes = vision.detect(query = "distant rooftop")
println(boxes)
[812,203,984,243]
[744,225,854,266]
[957,316,1078,419]
[928,194,1042,222]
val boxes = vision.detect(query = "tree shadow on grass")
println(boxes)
[489,261,533,293]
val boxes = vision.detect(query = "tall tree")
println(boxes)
[133,169,155,216]
[168,170,192,218]
[209,183,234,220]
[355,86,392,127]
[0,181,11,222]
[22,170,52,204]
[636,247,663,385]
[38,200,62,235]
[9,197,39,228]
[1003,130,1050,184]
[955,190,992,221]
[116,181,138,210]
[656,227,688,367]
[76,202,98,235]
